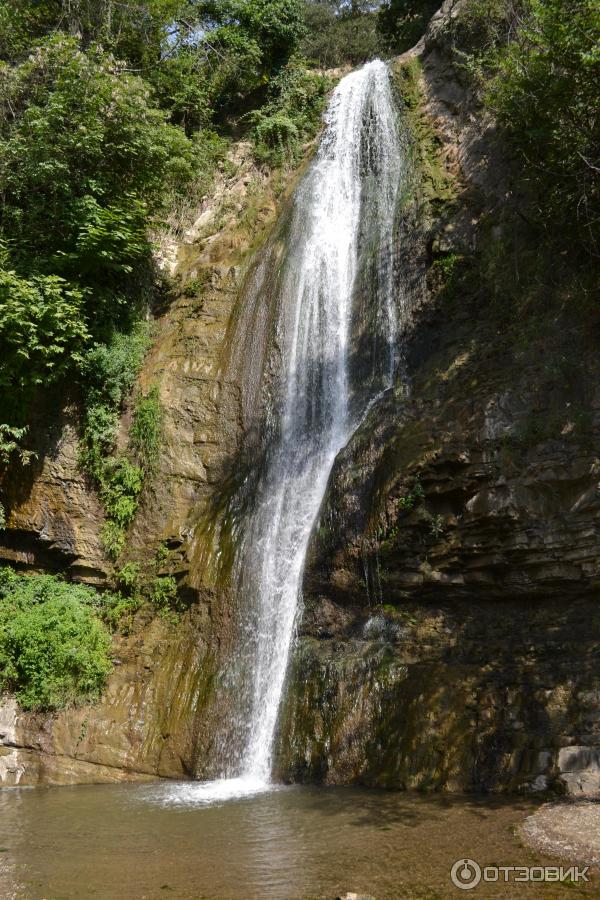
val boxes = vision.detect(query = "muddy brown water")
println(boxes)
[0,783,596,899]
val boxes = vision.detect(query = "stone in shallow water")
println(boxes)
[336,894,376,900]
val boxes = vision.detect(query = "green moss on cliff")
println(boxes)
[392,57,456,212]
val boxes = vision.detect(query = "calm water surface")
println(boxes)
[0,783,595,899]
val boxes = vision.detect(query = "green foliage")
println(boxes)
[78,324,153,560]
[0,31,196,437]
[0,0,312,440]
[0,36,197,282]
[150,575,178,613]
[115,562,141,594]
[456,0,600,253]
[0,269,89,407]
[154,541,169,567]
[0,0,185,67]
[0,567,112,710]
[0,424,34,467]
[225,0,306,72]
[398,479,425,511]
[79,323,151,483]
[392,57,456,210]
[301,1,385,68]
[102,563,143,631]
[100,458,143,529]
[251,61,329,165]
[378,0,440,52]
[82,324,152,410]
[100,521,127,561]
[100,590,141,633]
[97,458,143,560]
[105,546,181,625]
[0,0,324,556]
[131,385,163,471]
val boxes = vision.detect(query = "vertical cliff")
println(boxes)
[0,141,314,785]
[275,1,600,796]
[1,0,599,795]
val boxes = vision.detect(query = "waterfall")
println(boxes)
[191,60,408,803]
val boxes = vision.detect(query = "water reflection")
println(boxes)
[0,784,596,899]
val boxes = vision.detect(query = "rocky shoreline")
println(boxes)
[521,801,600,867]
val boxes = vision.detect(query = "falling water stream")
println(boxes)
[190,60,408,803]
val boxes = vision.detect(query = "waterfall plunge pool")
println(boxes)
[0,783,596,899]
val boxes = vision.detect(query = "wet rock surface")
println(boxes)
[276,3,600,794]
[1,1,599,793]
[0,143,304,785]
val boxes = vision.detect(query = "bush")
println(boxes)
[455,0,600,253]
[150,575,178,612]
[378,0,440,52]
[79,324,154,559]
[0,33,196,436]
[100,458,143,529]
[131,385,163,471]
[251,61,329,165]
[0,269,89,414]
[301,1,384,67]
[0,568,112,710]
[0,35,198,279]
[82,323,152,410]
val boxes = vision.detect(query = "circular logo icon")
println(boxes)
[451,858,482,891]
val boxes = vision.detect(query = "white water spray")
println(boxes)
[190,60,407,804]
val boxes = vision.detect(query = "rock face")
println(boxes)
[0,405,108,583]
[275,2,600,795]
[0,613,209,785]
[1,3,599,794]
[0,143,306,785]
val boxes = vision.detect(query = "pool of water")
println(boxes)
[0,783,595,899]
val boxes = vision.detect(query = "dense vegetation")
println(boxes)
[0,555,188,709]
[455,0,600,255]
[300,0,440,67]
[0,567,112,710]
[0,0,310,409]
[0,0,315,544]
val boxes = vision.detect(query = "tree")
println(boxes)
[0,36,197,314]
[301,0,384,67]
[377,0,439,51]
[482,0,600,253]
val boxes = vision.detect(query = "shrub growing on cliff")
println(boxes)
[0,33,197,435]
[78,325,157,560]
[378,0,440,52]
[0,36,197,285]
[131,385,163,471]
[251,61,329,165]
[0,568,113,710]
[457,0,600,254]
[0,270,89,412]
